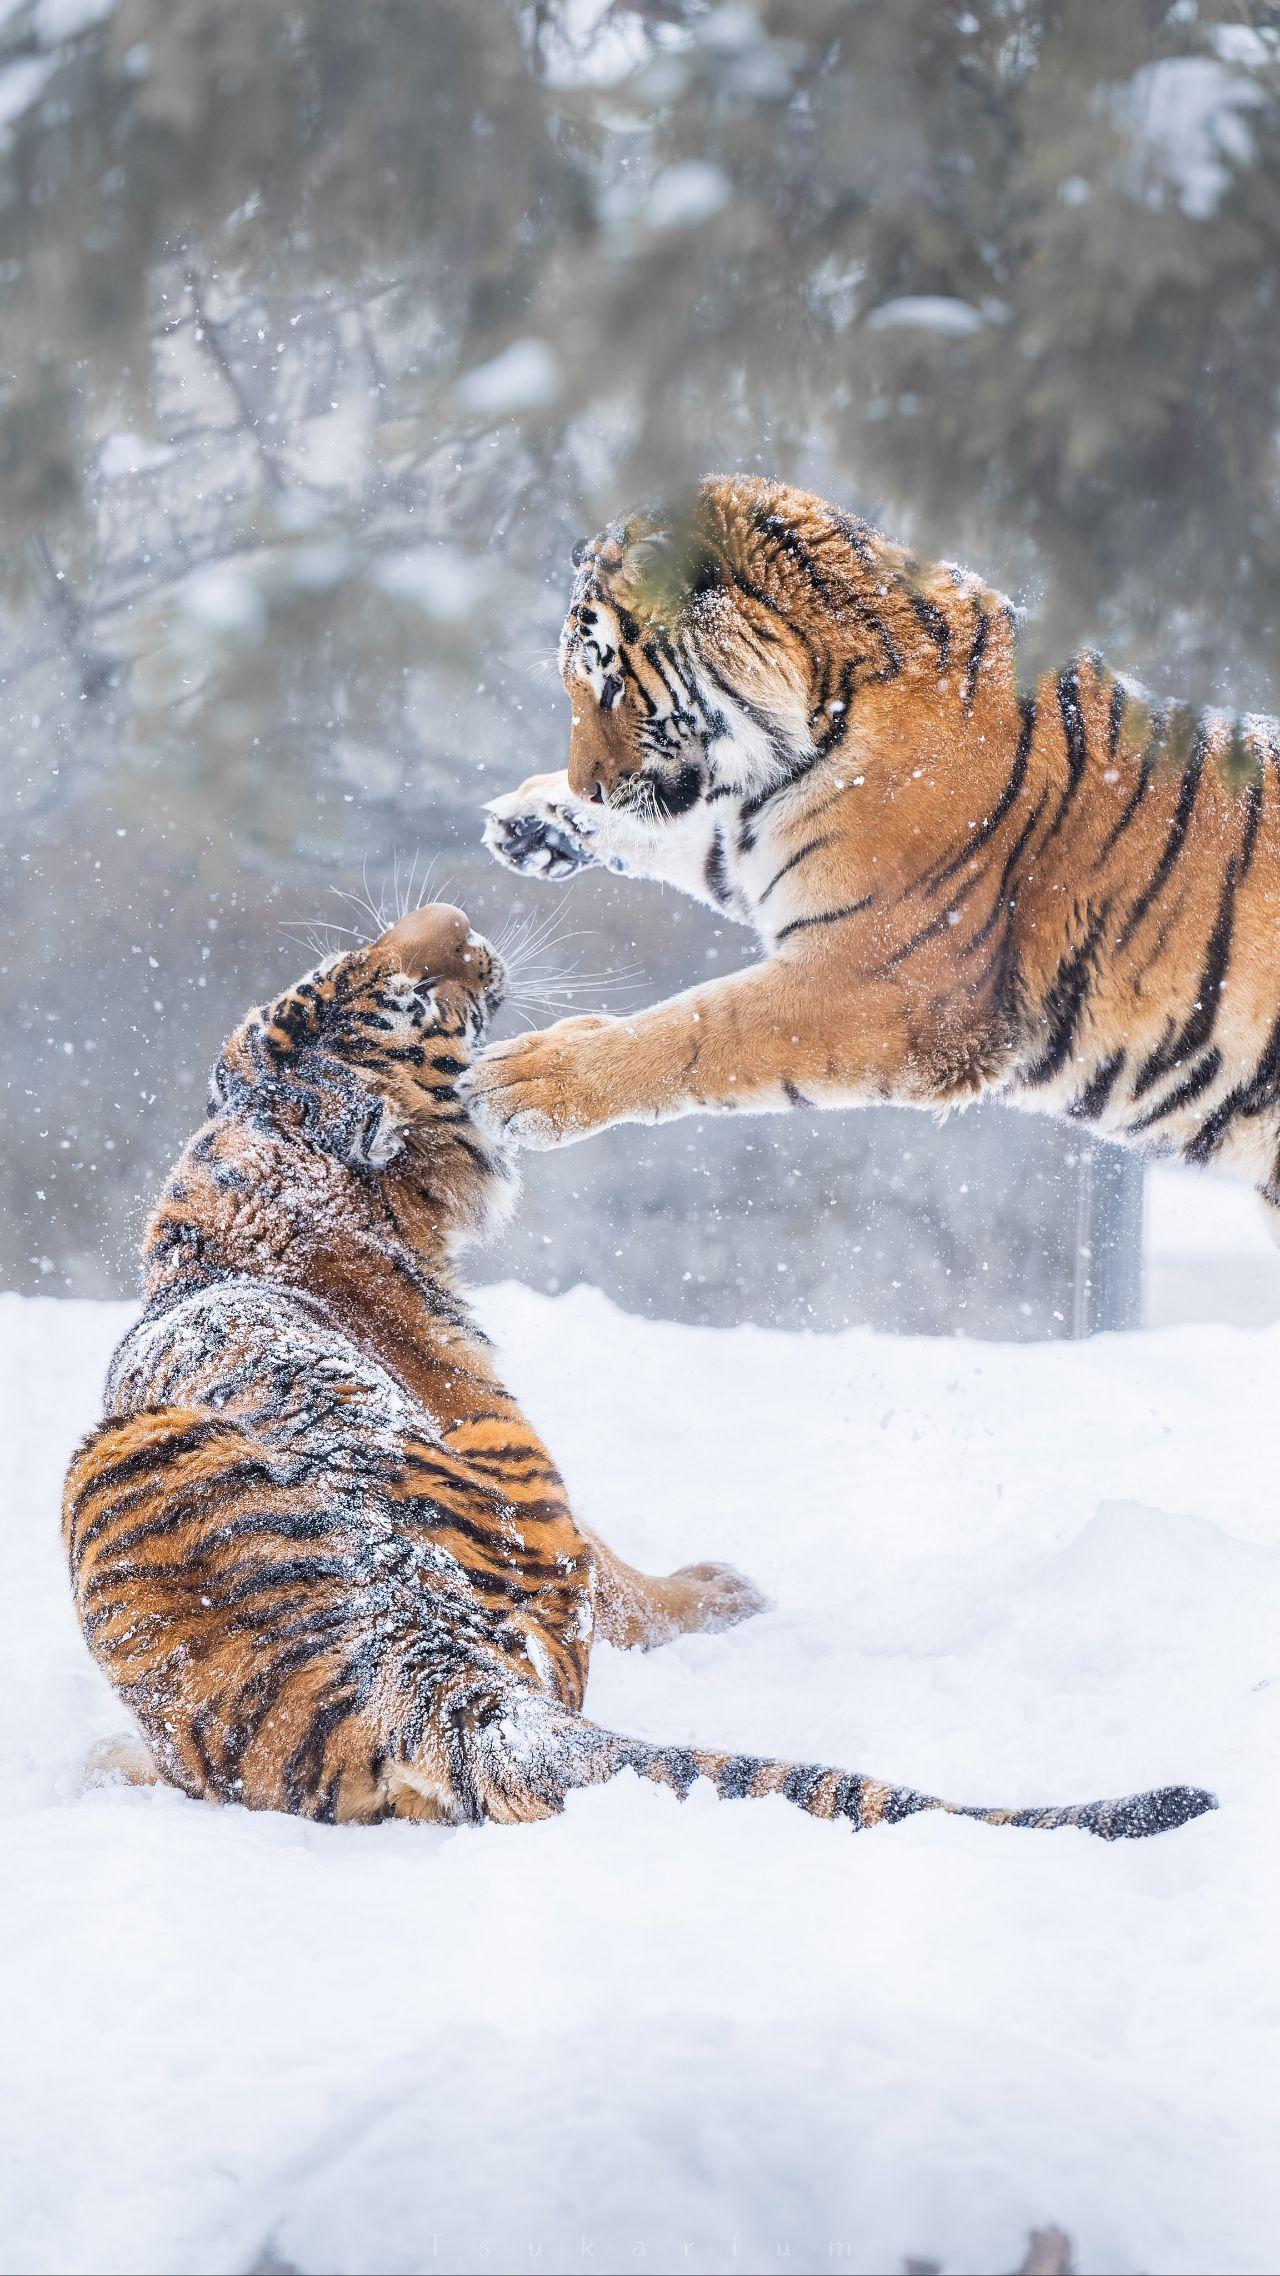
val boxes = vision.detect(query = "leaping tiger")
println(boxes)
[472,473,1280,1228]
[63,901,1209,1836]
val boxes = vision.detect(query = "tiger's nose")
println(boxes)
[380,901,471,977]
[567,751,637,806]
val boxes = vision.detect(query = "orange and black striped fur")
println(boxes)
[64,903,1211,1836]
[478,474,1280,1226]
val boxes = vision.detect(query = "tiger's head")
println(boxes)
[204,902,512,1227]
[559,473,999,820]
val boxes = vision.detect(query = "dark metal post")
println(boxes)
[1071,1139,1144,1334]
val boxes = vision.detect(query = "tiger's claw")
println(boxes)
[483,775,601,879]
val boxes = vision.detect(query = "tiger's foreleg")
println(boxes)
[584,1526,767,1651]
[482,770,697,889]
[465,958,968,1147]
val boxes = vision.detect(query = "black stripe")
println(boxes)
[1036,665,1089,857]
[703,829,732,907]
[715,1753,765,1800]
[640,635,686,714]
[1067,1050,1126,1122]
[78,1417,234,1503]
[1128,1050,1223,1135]
[872,903,962,975]
[774,897,873,944]
[928,695,1035,894]
[961,607,992,713]
[1131,814,1247,1100]
[1237,770,1264,879]
[1098,754,1153,861]
[812,658,859,751]
[73,1469,306,1567]
[219,1635,355,1778]
[1107,678,1126,765]
[961,788,1049,961]
[283,1690,360,1816]
[829,508,876,565]
[756,834,835,906]
[1117,723,1209,950]
[735,747,829,835]
[1187,1003,1280,1165]
[698,660,798,795]
[1021,911,1107,1087]
[905,586,951,668]
[756,510,843,605]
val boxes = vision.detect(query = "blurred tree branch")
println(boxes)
[1,0,1279,857]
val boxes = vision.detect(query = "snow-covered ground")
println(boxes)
[3,1178,1279,2276]
[1145,1160,1280,1328]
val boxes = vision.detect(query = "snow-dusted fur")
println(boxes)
[62,903,1209,1836]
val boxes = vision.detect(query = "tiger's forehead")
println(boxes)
[560,507,662,665]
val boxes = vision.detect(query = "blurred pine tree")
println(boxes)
[4,0,1275,1322]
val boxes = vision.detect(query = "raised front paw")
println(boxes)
[482,773,600,879]
[463,1015,621,1149]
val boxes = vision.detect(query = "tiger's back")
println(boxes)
[64,1276,591,1823]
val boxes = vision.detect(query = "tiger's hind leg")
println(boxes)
[585,1527,768,1651]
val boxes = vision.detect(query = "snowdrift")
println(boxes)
[2,1285,1276,2275]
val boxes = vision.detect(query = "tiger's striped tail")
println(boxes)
[476,1693,1216,1841]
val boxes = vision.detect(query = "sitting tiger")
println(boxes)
[473,473,1280,1227]
[64,901,1208,1836]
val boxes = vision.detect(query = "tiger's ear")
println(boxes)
[628,525,723,617]
[206,1055,235,1117]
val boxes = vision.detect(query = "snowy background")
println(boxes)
[6,4,1280,2269]
[3,1165,1277,2276]
[8,0,1280,1339]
